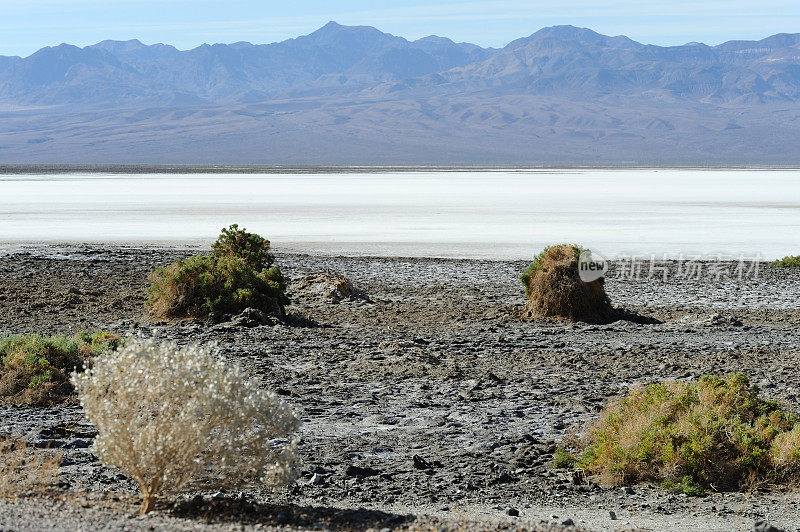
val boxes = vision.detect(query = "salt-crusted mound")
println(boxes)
[290,269,370,304]
[522,244,613,323]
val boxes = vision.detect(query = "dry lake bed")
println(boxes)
[1,244,799,531]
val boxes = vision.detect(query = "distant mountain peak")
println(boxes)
[308,20,378,37]
[29,43,86,58]
[716,32,800,51]
[505,24,643,51]
[96,38,145,47]
[87,38,179,60]
[300,21,405,52]
[91,39,147,53]
[415,35,454,44]
[534,25,598,38]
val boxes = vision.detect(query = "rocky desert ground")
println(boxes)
[1,245,799,531]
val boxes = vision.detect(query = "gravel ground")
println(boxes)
[1,245,799,531]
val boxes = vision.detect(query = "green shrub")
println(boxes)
[147,224,289,320]
[662,475,705,496]
[0,332,121,405]
[211,223,275,271]
[771,255,800,267]
[553,448,579,469]
[556,373,800,493]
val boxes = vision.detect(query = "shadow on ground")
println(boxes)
[171,496,414,530]
[612,307,663,325]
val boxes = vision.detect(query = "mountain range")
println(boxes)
[3,22,800,164]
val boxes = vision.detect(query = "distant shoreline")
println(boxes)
[2,164,800,175]
[0,242,786,262]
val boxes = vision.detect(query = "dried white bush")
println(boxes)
[72,339,299,514]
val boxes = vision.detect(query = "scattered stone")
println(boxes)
[61,288,83,306]
[506,507,519,517]
[230,307,276,327]
[754,521,783,532]
[491,472,518,484]
[345,465,381,478]
[412,455,434,470]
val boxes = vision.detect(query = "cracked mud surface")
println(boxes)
[1,245,799,531]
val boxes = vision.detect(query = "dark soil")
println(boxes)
[1,245,799,531]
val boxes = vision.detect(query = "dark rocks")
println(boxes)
[754,521,783,532]
[412,455,434,470]
[63,439,91,449]
[571,469,586,485]
[345,465,381,478]
[490,472,518,485]
[61,289,84,307]
[231,307,277,327]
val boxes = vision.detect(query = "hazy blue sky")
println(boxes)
[1,0,799,56]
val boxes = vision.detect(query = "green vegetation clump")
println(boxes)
[770,255,800,267]
[662,475,706,496]
[520,244,585,298]
[521,243,612,322]
[0,332,121,405]
[147,224,289,320]
[553,448,579,469]
[555,374,800,495]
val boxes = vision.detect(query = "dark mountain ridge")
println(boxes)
[3,23,800,164]
[0,21,498,105]
[6,23,800,107]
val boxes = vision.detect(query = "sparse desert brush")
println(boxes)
[72,339,299,514]
[770,255,800,267]
[521,244,612,322]
[0,331,121,406]
[147,224,289,320]
[0,437,62,498]
[558,373,800,494]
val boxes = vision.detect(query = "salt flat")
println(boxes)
[1,169,798,259]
